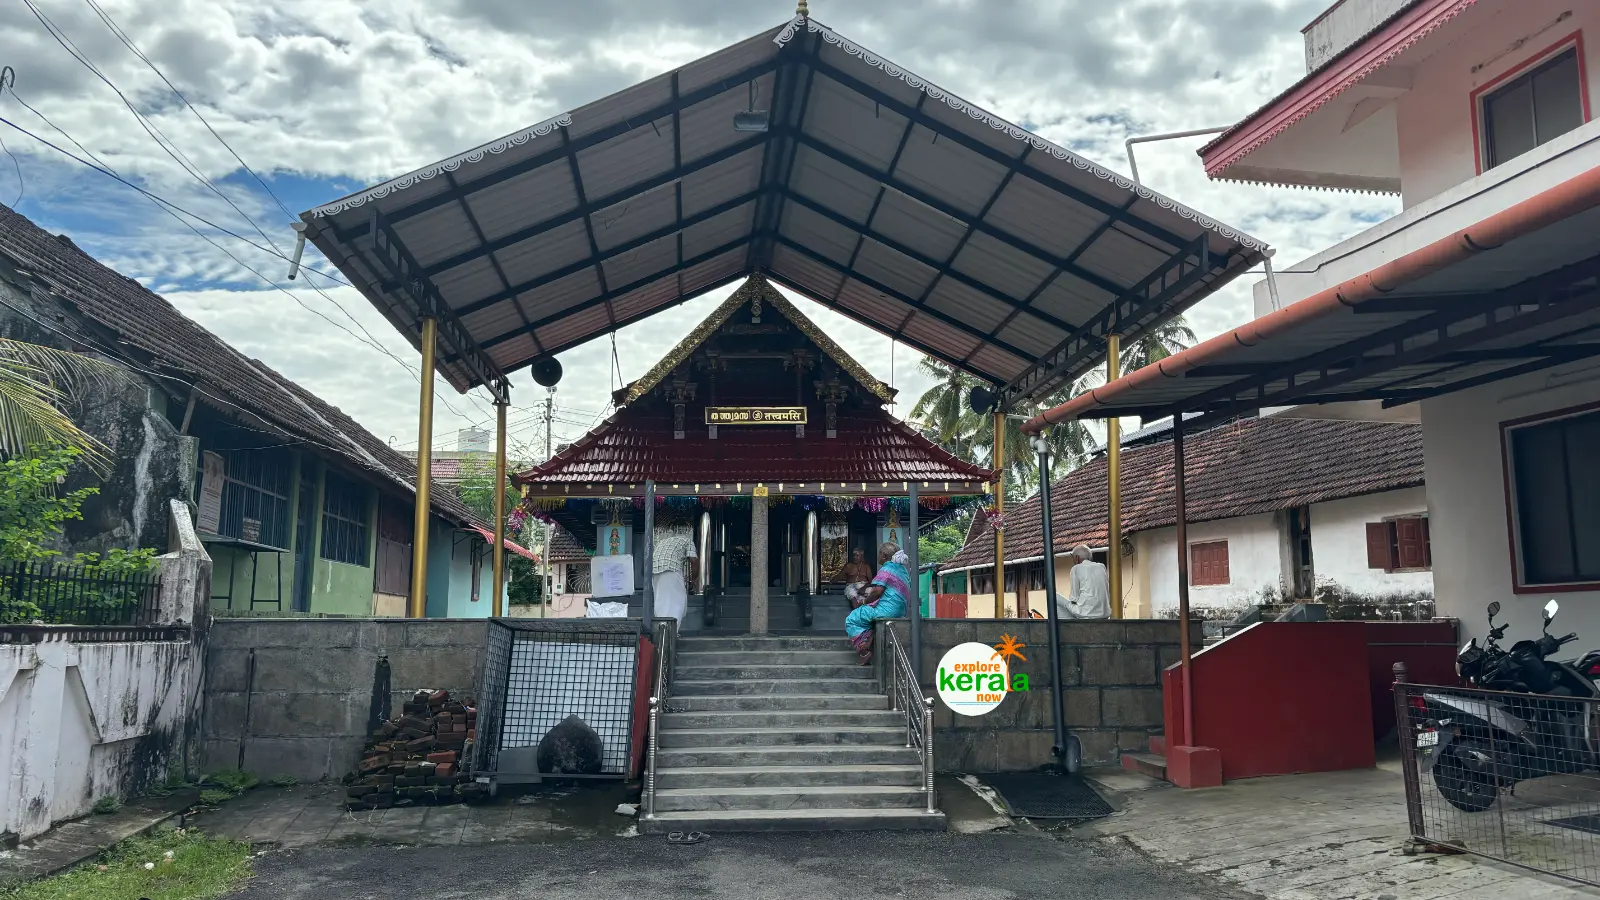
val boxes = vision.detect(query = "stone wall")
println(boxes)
[884,619,1200,772]
[201,618,488,783]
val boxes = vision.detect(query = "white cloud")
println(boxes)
[1,0,1398,455]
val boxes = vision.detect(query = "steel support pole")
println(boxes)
[992,410,1006,618]
[1037,441,1069,766]
[643,480,655,632]
[491,396,508,617]
[409,317,437,619]
[1106,334,1123,619]
[1174,412,1194,745]
[908,482,921,678]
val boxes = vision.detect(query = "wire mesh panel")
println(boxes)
[1396,681,1600,886]
[476,619,641,782]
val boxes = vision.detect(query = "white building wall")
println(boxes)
[1423,364,1600,643]
[1144,512,1285,616]
[1308,488,1435,597]
[1395,0,1599,208]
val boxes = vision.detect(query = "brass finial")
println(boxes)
[796,0,808,16]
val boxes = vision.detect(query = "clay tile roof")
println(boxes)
[547,526,589,562]
[0,203,484,529]
[941,416,1424,571]
[515,406,991,486]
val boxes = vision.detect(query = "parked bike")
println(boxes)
[1411,599,1598,812]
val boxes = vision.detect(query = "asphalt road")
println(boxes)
[234,830,1262,899]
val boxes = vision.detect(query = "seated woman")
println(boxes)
[844,542,911,665]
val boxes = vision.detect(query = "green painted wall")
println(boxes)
[208,545,294,612]
[308,557,375,616]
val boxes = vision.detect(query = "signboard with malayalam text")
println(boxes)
[703,406,807,425]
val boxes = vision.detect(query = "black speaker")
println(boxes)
[968,385,997,414]
[531,356,563,387]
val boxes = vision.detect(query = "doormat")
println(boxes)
[981,773,1113,820]
[1547,814,1600,835]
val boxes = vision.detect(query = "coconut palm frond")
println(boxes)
[0,360,108,466]
[0,340,127,394]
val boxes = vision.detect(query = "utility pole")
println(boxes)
[541,387,554,617]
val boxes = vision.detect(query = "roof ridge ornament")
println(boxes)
[796,1,808,15]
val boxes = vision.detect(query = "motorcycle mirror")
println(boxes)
[1487,601,1501,620]
[1545,598,1560,619]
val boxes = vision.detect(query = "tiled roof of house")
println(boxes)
[515,408,992,486]
[0,203,483,528]
[941,416,1424,572]
[548,526,589,562]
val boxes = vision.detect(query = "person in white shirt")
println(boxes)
[651,530,698,623]
[1055,544,1110,620]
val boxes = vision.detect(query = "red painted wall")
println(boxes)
[1165,622,1376,780]
[934,594,966,618]
[1363,621,1459,740]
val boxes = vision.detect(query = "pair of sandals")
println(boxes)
[667,831,707,844]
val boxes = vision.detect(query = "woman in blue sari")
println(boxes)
[844,543,910,664]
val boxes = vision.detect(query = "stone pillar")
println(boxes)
[750,495,770,634]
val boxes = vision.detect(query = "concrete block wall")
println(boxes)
[884,619,1200,772]
[202,618,488,783]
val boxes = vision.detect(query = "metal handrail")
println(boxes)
[883,624,936,814]
[643,618,677,821]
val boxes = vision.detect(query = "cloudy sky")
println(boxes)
[0,0,1397,461]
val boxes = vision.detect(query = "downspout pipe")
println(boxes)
[1125,127,1230,185]
[1021,163,1600,435]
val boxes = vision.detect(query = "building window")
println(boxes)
[1504,406,1600,588]
[1481,46,1585,170]
[971,570,994,594]
[1190,541,1230,586]
[320,474,371,566]
[209,448,294,549]
[1365,517,1432,572]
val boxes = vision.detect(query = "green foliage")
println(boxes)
[0,446,98,563]
[0,827,252,900]
[265,775,299,789]
[918,524,966,567]
[91,795,120,815]
[199,770,258,796]
[196,789,234,807]
[0,339,129,470]
[453,454,521,528]
[507,553,542,606]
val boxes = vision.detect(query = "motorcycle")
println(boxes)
[1411,599,1598,812]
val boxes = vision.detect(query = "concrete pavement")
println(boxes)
[232,829,1263,900]
[1075,766,1596,900]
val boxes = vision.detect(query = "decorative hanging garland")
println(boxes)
[857,497,887,513]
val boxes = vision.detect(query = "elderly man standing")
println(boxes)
[652,528,698,624]
[1056,545,1110,620]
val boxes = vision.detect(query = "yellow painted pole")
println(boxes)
[409,318,437,619]
[992,409,1006,619]
[1106,333,1123,619]
[491,396,508,617]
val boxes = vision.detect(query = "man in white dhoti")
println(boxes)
[1055,545,1111,620]
[651,529,698,623]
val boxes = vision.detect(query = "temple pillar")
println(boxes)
[750,495,770,634]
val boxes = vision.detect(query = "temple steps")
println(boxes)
[641,635,944,834]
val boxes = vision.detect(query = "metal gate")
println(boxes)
[1395,679,1600,886]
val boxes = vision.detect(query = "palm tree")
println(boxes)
[0,340,124,468]
[1119,315,1198,373]
[909,358,982,460]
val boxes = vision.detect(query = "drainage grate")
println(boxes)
[1547,814,1600,836]
[981,773,1113,820]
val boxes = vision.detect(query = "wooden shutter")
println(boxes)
[1395,517,1428,569]
[1366,522,1397,570]
[1190,541,1230,586]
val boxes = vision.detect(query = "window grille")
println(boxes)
[320,473,371,566]
[214,448,293,549]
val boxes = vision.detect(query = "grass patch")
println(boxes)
[89,797,119,815]
[0,828,251,900]
[265,775,298,789]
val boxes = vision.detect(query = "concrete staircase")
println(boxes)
[640,635,945,833]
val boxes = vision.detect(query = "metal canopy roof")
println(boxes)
[1023,169,1600,432]
[301,14,1267,408]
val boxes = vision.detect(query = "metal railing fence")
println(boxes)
[1395,677,1600,886]
[884,624,936,814]
[0,559,161,627]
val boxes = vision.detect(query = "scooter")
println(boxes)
[1412,599,1597,812]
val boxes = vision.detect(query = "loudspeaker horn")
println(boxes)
[531,356,563,387]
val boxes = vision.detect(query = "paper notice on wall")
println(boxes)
[590,554,634,598]
[197,451,225,533]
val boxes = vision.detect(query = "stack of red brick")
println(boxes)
[345,689,485,809]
